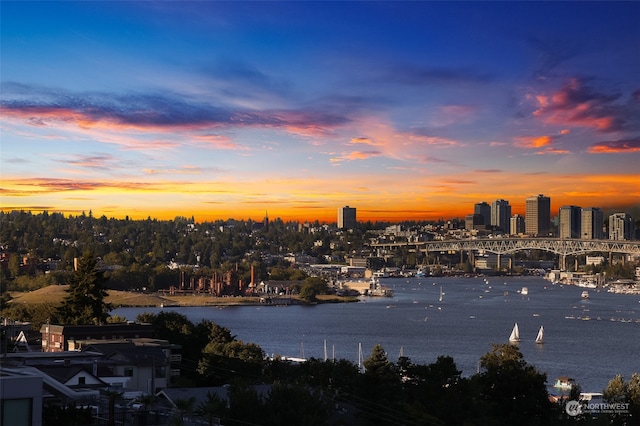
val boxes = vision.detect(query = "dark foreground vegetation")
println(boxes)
[99,310,636,426]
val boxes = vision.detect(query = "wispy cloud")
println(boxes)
[588,138,640,153]
[380,63,493,86]
[0,82,351,135]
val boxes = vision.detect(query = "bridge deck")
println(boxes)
[371,238,640,256]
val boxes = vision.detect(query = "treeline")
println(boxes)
[1,210,380,285]
[127,312,640,426]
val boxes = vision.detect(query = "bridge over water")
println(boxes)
[371,238,640,270]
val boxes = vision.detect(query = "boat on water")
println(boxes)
[439,286,444,302]
[581,290,590,299]
[535,326,544,344]
[520,287,529,296]
[509,323,520,343]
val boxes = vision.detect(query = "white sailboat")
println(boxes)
[509,323,521,343]
[439,286,444,302]
[535,326,544,344]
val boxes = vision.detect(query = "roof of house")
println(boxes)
[156,384,273,409]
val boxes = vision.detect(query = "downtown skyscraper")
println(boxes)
[338,206,357,230]
[491,199,511,233]
[525,194,551,236]
[581,207,604,239]
[559,205,581,239]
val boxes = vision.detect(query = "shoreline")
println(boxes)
[6,286,360,309]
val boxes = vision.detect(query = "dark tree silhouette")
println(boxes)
[56,254,112,324]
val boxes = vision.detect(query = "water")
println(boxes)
[114,276,640,393]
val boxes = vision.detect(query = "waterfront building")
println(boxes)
[581,207,604,239]
[525,194,551,236]
[474,202,491,227]
[559,205,581,239]
[491,199,511,232]
[609,213,634,240]
[510,214,525,235]
[338,206,357,230]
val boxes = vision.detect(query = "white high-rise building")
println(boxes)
[510,214,525,235]
[609,213,634,240]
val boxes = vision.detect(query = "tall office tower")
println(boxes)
[581,207,604,239]
[559,205,582,238]
[338,206,357,230]
[491,199,512,232]
[525,194,551,236]
[474,202,491,227]
[609,213,634,240]
[510,214,525,235]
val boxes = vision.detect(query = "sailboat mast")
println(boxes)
[324,339,328,361]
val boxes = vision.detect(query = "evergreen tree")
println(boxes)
[56,254,112,324]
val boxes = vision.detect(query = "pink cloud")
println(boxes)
[531,78,628,131]
[588,138,640,153]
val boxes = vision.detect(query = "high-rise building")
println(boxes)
[338,206,357,230]
[465,214,484,231]
[474,202,491,227]
[609,213,634,240]
[510,214,525,235]
[559,205,581,238]
[581,207,604,239]
[491,199,512,232]
[525,194,551,236]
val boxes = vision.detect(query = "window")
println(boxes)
[2,399,32,426]
[124,367,134,377]
[78,376,86,385]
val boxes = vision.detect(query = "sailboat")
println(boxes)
[535,326,544,344]
[509,323,521,343]
[439,286,444,302]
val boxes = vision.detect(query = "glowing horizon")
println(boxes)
[1,2,639,223]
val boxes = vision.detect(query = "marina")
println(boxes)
[114,275,640,393]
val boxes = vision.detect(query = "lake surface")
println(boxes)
[114,276,640,393]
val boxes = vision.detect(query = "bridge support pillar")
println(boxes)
[575,258,578,271]
[497,254,501,271]
[561,255,566,271]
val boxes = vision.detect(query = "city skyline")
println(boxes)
[1,2,639,223]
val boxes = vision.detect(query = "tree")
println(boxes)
[8,253,21,278]
[363,343,393,376]
[299,277,329,303]
[604,373,640,423]
[56,254,112,325]
[263,384,329,426]
[196,392,227,426]
[472,344,553,426]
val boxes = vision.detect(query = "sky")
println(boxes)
[1,1,639,223]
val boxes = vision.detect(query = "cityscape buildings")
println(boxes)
[581,207,604,240]
[525,194,551,236]
[474,202,491,227]
[609,213,635,241]
[559,206,582,239]
[337,206,357,230]
[510,214,525,235]
[491,199,511,232]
